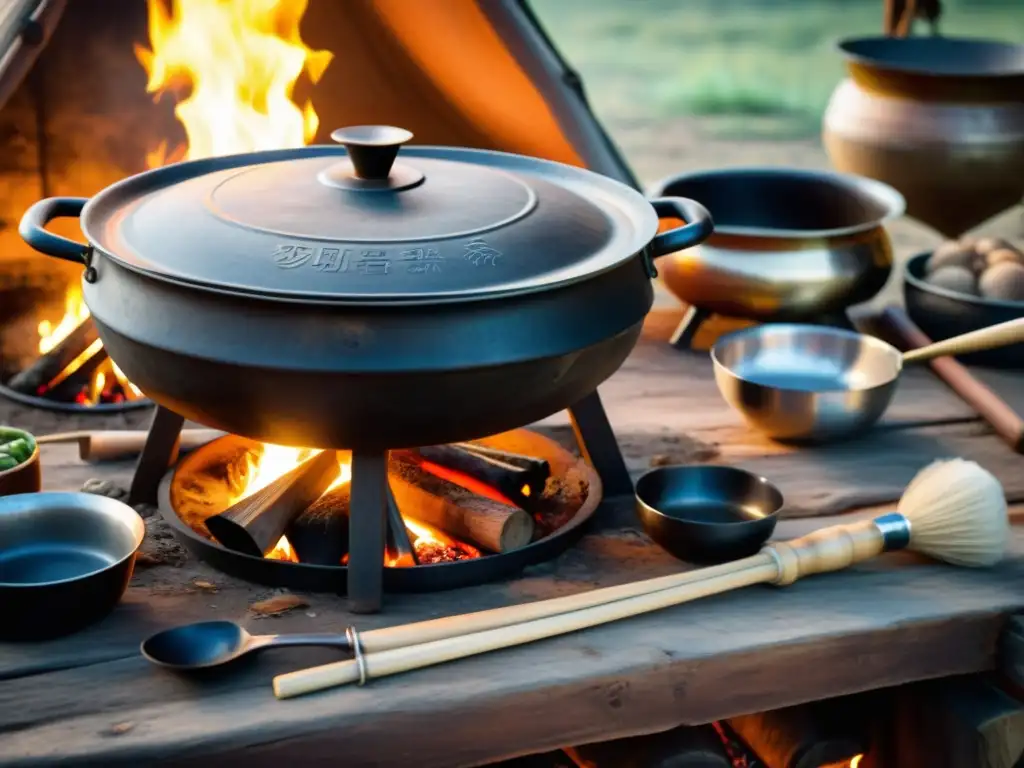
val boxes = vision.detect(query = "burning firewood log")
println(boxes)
[286,481,351,566]
[388,451,534,553]
[206,449,340,558]
[725,700,866,768]
[6,316,100,395]
[565,725,733,767]
[454,442,551,476]
[286,481,418,567]
[414,443,550,509]
[45,346,111,402]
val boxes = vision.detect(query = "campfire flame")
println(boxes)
[135,0,332,163]
[38,284,88,355]
[36,285,142,405]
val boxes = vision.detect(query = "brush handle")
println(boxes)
[274,519,892,699]
[881,307,1024,453]
[902,317,1024,364]
[273,556,780,699]
[359,555,771,653]
[768,518,886,585]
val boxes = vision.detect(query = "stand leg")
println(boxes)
[128,406,185,506]
[347,449,388,614]
[568,390,633,499]
[669,305,711,350]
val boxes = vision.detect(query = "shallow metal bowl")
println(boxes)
[711,324,901,442]
[635,465,783,564]
[0,492,145,641]
[648,168,904,321]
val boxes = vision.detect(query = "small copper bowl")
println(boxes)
[0,443,41,497]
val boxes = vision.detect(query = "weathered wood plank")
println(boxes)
[2,530,1023,767]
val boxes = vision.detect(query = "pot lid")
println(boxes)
[82,126,658,304]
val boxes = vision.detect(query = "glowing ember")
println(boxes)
[135,0,332,163]
[850,756,862,768]
[400,518,481,565]
[267,534,299,563]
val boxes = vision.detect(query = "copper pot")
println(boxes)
[823,36,1024,238]
[647,168,903,324]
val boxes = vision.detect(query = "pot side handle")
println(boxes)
[648,197,714,258]
[19,197,91,264]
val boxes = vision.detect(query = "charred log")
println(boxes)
[7,316,99,395]
[726,700,866,768]
[411,444,548,512]
[286,481,351,566]
[565,725,732,767]
[455,442,551,477]
[207,450,340,558]
[388,451,534,553]
[45,346,110,402]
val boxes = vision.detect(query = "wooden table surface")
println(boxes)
[2,305,1024,767]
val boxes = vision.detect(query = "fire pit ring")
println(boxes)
[0,383,153,414]
[156,429,603,593]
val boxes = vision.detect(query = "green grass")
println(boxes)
[530,0,1024,140]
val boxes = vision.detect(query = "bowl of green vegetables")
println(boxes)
[0,427,41,496]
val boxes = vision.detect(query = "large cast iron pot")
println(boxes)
[19,126,712,450]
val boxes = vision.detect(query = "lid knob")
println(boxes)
[319,125,425,193]
[330,125,412,181]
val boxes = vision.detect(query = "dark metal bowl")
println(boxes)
[0,492,145,641]
[904,252,1024,369]
[635,465,784,564]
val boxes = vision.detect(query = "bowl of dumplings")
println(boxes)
[904,237,1024,368]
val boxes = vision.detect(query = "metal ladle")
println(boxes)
[141,620,353,671]
[711,316,1024,442]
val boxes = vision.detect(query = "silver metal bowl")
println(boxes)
[711,324,901,442]
[0,492,145,640]
[648,167,905,321]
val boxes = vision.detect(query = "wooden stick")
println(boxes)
[6,316,99,395]
[36,428,225,462]
[388,451,533,553]
[355,554,765,654]
[880,307,1024,453]
[273,520,886,698]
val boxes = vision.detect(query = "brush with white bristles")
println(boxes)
[273,458,1010,700]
